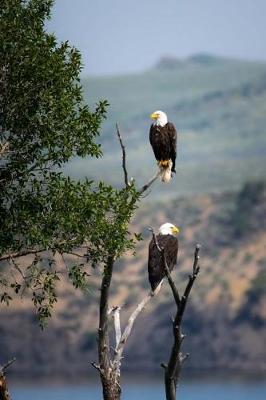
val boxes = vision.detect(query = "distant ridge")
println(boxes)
[187,53,223,64]
[78,55,266,197]
[154,56,182,70]
[155,53,224,70]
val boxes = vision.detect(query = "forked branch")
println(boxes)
[115,124,159,194]
[163,244,201,400]
[112,288,161,375]
[148,225,201,400]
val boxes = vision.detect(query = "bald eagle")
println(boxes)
[149,110,177,183]
[148,223,179,291]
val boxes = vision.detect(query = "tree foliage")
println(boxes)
[0,0,141,326]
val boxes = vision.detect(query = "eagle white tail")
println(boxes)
[158,160,172,183]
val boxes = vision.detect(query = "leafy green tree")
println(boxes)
[0,0,143,320]
[0,2,153,399]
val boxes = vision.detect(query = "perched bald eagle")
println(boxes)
[148,223,179,291]
[149,110,177,183]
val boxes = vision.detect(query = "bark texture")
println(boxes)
[98,256,121,400]
[0,374,11,400]
[0,358,15,400]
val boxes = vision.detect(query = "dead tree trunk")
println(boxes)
[163,245,201,400]
[91,126,160,399]
[150,227,201,400]
[0,358,16,400]
[97,256,121,400]
[93,259,162,400]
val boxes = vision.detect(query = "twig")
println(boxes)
[0,358,16,373]
[91,362,104,375]
[116,124,129,187]
[180,352,190,364]
[138,171,160,196]
[8,257,26,280]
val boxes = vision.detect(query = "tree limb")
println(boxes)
[0,249,45,262]
[116,124,129,188]
[177,244,201,321]
[115,124,159,195]
[109,306,122,349]
[91,362,104,375]
[138,171,160,196]
[112,288,161,375]
[0,358,16,374]
[164,244,201,400]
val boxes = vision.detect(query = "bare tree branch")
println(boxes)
[112,287,161,375]
[164,244,201,400]
[0,358,16,374]
[115,123,160,196]
[116,124,129,188]
[0,249,45,262]
[162,251,181,306]
[0,247,89,263]
[138,171,160,196]
[91,362,104,375]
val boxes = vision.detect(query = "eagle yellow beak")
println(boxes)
[150,112,158,120]
[172,226,180,234]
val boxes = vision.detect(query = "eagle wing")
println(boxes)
[166,122,177,172]
[149,123,177,172]
[148,234,178,291]
[149,124,162,161]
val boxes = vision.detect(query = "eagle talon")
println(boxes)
[159,160,169,167]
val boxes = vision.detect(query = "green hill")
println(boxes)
[65,55,266,198]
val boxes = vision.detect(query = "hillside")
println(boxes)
[65,55,266,198]
[1,182,266,378]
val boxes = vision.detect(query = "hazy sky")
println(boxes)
[47,0,266,76]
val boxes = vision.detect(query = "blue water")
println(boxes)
[11,381,266,400]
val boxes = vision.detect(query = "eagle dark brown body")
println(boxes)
[149,122,177,172]
[148,234,178,291]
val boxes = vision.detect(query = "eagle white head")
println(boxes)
[159,222,179,236]
[150,110,168,127]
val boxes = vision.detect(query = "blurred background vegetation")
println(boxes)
[1,54,266,380]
